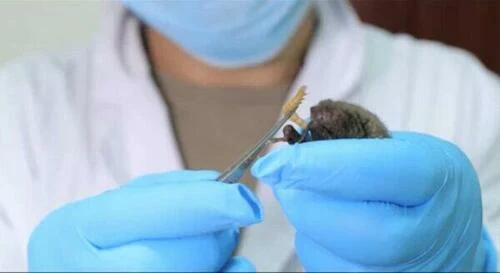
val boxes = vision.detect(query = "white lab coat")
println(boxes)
[1,1,499,271]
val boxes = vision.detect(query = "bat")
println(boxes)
[273,99,390,144]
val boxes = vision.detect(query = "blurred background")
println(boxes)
[0,0,103,65]
[351,0,500,75]
[0,0,499,74]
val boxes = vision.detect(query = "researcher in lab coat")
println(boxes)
[1,0,499,272]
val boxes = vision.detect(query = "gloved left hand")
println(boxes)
[28,170,262,272]
[252,131,497,271]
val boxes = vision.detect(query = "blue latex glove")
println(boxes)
[28,170,263,272]
[252,131,497,271]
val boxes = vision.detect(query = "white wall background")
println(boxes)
[0,0,104,66]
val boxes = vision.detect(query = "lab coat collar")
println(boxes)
[93,0,366,122]
[291,0,366,120]
[92,0,184,178]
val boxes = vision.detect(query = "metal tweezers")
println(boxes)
[216,110,297,184]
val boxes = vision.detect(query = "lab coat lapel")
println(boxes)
[92,1,184,182]
[290,0,365,119]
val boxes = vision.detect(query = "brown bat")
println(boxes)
[274,99,390,144]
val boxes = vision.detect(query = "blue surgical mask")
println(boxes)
[122,0,312,69]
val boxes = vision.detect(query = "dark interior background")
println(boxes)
[350,0,500,75]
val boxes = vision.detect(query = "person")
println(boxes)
[1,0,499,271]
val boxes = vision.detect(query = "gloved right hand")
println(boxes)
[252,132,497,271]
[28,170,263,272]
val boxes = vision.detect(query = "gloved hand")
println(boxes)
[252,131,497,271]
[28,170,263,272]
